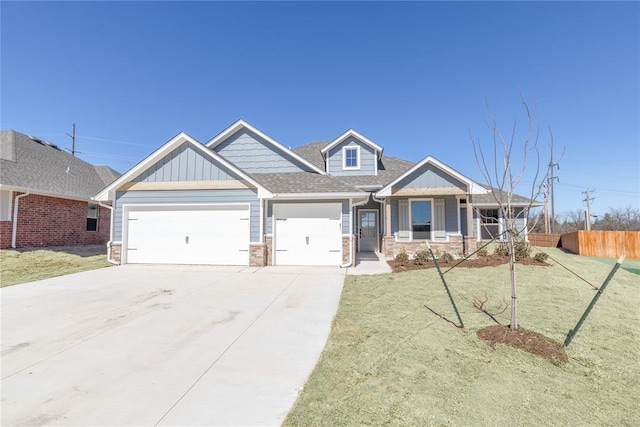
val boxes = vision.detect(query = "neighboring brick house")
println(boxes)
[0,130,120,249]
[95,119,539,266]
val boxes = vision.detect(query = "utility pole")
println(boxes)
[583,189,595,231]
[66,123,77,156]
[548,142,560,234]
[542,180,549,233]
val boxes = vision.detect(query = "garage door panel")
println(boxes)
[125,207,249,265]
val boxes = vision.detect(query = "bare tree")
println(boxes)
[593,206,640,231]
[471,96,549,329]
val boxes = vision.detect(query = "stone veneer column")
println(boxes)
[110,242,122,264]
[265,236,273,266]
[249,243,267,267]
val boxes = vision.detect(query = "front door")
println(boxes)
[359,210,378,252]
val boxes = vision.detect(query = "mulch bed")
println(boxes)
[477,324,568,364]
[388,254,548,273]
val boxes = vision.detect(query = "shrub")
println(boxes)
[394,251,409,265]
[494,244,509,257]
[477,247,488,257]
[534,252,549,263]
[440,252,454,263]
[514,240,532,260]
[413,250,431,265]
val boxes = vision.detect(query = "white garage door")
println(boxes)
[125,205,249,265]
[274,203,342,266]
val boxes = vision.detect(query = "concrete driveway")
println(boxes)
[1,264,345,426]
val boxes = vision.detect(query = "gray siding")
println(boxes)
[395,164,466,189]
[390,196,460,235]
[265,200,351,234]
[133,143,240,182]
[114,189,260,242]
[354,197,383,233]
[444,196,458,233]
[213,130,312,173]
[327,137,377,176]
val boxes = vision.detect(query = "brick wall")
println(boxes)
[0,192,111,249]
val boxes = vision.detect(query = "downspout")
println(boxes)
[342,194,371,268]
[11,192,30,248]
[98,201,118,265]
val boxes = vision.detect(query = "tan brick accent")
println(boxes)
[463,236,478,257]
[383,235,465,259]
[249,243,267,267]
[110,242,122,264]
[342,235,355,267]
[265,236,273,266]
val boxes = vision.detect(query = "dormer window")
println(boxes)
[343,146,360,170]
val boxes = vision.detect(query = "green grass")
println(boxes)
[0,245,112,287]
[285,248,640,426]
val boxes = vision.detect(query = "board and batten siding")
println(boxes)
[114,189,260,242]
[213,130,312,173]
[265,200,351,235]
[394,163,466,190]
[327,137,377,176]
[133,142,241,182]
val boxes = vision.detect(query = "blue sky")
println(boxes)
[2,1,638,218]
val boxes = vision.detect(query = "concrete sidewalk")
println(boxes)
[347,252,392,275]
[1,265,345,426]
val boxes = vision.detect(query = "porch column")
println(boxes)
[466,195,474,238]
[385,199,392,236]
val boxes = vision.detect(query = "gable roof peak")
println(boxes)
[320,128,383,159]
[205,119,325,174]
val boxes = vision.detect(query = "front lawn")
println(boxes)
[0,245,112,287]
[285,248,639,426]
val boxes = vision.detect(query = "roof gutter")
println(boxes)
[11,192,30,248]
[97,201,118,265]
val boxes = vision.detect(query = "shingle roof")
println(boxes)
[0,130,121,200]
[293,141,414,187]
[292,141,327,170]
[473,187,541,207]
[335,156,414,187]
[250,172,365,195]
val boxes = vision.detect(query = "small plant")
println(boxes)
[394,251,409,265]
[494,244,509,257]
[440,252,454,263]
[514,239,532,260]
[477,247,488,257]
[534,252,549,263]
[413,250,430,265]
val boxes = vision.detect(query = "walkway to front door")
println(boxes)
[359,210,378,252]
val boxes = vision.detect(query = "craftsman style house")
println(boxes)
[95,120,533,266]
[0,130,120,249]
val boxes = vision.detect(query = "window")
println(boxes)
[0,190,12,221]
[343,146,360,169]
[481,209,499,224]
[87,203,98,231]
[411,200,432,239]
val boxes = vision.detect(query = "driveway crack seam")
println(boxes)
[153,271,303,426]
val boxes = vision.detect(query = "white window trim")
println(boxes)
[0,190,13,221]
[87,202,99,232]
[408,198,434,241]
[342,146,361,170]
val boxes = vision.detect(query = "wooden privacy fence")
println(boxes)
[528,233,562,247]
[560,230,640,260]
